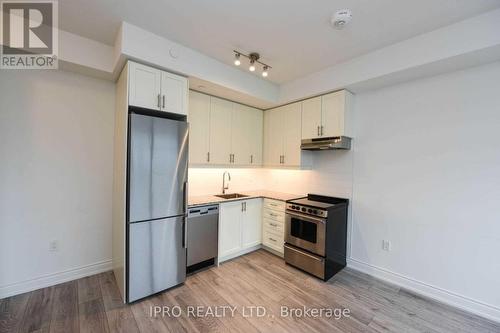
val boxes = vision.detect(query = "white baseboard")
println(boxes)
[0,260,113,299]
[347,258,500,324]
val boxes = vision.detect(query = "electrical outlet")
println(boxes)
[382,240,392,251]
[49,240,58,252]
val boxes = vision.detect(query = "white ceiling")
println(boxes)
[60,0,500,84]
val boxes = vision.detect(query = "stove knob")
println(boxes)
[308,208,313,213]
[301,207,306,212]
[290,205,295,209]
[313,210,318,215]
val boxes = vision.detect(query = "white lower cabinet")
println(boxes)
[262,199,286,254]
[219,198,262,262]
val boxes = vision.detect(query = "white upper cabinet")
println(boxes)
[301,90,353,139]
[161,71,188,115]
[209,97,233,165]
[282,102,303,167]
[128,62,162,111]
[128,61,188,116]
[301,96,322,139]
[187,91,263,167]
[263,106,284,166]
[232,104,263,166]
[322,90,352,137]
[188,91,210,164]
[231,103,251,166]
[264,102,308,168]
[248,106,263,166]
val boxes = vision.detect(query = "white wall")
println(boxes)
[0,70,115,297]
[350,61,500,318]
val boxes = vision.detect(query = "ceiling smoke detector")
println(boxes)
[331,9,352,29]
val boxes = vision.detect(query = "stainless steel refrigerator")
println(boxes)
[127,113,188,302]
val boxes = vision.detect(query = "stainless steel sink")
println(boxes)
[215,193,249,200]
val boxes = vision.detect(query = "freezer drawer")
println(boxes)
[128,216,186,302]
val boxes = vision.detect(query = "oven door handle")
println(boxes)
[286,210,326,224]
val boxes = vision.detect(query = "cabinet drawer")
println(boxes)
[263,218,284,234]
[263,209,285,222]
[262,231,284,253]
[263,199,285,211]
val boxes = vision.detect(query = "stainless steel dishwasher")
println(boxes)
[187,205,219,273]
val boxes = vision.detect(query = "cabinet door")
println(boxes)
[232,105,263,166]
[264,107,284,166]
[282,102,302,167]
[231,104,252,165]
[241,199,262,248]
[249,107,263,166]
[301,96,322,139]
[321,91,345,137]
[188,91,210,164]
[209,97,233,164]
[128,62,161,110]
[160,71,188,115]
[219,201,243,258]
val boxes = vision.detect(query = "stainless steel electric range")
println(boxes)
[284,194,349,281]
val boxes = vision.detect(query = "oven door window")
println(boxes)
[290,216,317,243]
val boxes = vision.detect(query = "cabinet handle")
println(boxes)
[229,154,232,163]
[244,202,246,211]
[207,152,210,162]
[269,213,278,217]
[269,237,277,242]
[270,223,278,227]
[250,155,253,164]
[162,95,166,109]
[270,203,278,207]
[321,125,324,136]
[157,94,161,108]
[282,155,285,164]
[317,126,320,136]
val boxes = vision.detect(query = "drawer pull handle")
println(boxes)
[269,237,277,242]
[269,213,278,217]
[269,223,278,227]
[270,203,278,206]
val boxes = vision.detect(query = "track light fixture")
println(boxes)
[233,50,272,78]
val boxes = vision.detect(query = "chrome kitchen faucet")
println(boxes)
[222,171,231,194]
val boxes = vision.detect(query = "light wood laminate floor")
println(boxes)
[1,250,499,333]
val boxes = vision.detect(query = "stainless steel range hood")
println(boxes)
[301,136,352,151]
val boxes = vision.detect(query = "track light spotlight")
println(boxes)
[262,65,269,77]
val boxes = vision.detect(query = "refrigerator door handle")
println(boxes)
[183,217,187,248]
[183,181,188,214]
